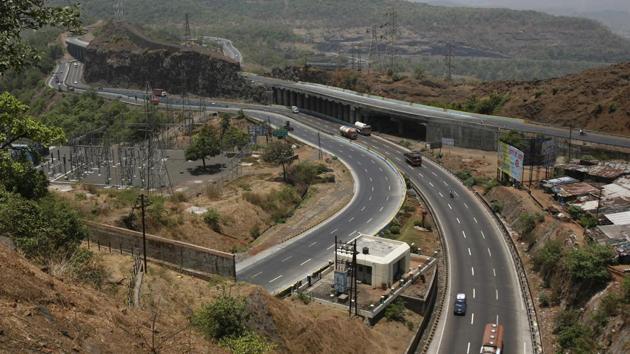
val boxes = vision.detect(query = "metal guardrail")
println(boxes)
[473,191,543,353]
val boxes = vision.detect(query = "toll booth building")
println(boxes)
[337,235,410,288]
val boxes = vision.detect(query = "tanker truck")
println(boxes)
[339,126,358,140]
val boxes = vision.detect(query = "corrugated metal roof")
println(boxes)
[589,166,626,179]
[554,182,599,198]
[605,211,630,225]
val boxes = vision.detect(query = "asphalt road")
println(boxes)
[57,61,532,353]
[56,61,405,295]
[249,74,630,149]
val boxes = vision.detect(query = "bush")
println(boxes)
[623,276,630,304]
[579,214,598,229]
[482,179,499,193]
[219,332,274,354]
[592,293,621,328]
[170,192,188,203]
[296,291,312,305]
[533,239,563,285]
[384,299,406,322]
[490,200,503,214]
[554,309,595,352]
[517,213,538,240]
[538,291,551,307]
[204,209,222,232]
[564,243,613,303]
[244,187,302,224]
[68,248,106,289]
[249,224,261,239]
[399,140,412,149]
[0,190,86,262]
[192,290,250,340]
[389,225,401,235]
[287,161,323,187]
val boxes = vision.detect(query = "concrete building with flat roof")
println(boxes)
[337,235,410,289]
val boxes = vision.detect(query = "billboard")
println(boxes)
[498,141,524,182]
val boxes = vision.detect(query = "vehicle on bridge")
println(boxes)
[480,323,504,354]
[354,121,372,136]
[404,151,423,167]
[339,126,358,140]
[453,293,466,315]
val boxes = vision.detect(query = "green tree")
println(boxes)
[192,290,250,340]
[564,243,613,302]
[0,0,81,73]
[0,189,86,262]
[262,140,294,182]
[222,126,250,152]
[203,209,221,232]
[533,239,563,284]
[0,92,65,198]
[219,332,274,354]
[219,113,231,140]
[185,126,221,168]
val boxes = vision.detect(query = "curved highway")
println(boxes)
[53,60,405,295]
[55,59,532,353]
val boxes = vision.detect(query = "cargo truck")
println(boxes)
[152,88,168,97]
[339,126,358,140]
[480,323,504,354]
[404,151,423,166]
[354,121,372,136]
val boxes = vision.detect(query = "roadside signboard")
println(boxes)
[426,141,442,150]
[498,141,525,182]
[272,128,288,138]
[441,137,455,146]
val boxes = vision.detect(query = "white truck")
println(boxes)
[354,121,372,136]
[339,126,358,140]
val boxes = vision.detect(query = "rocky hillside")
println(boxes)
[475,62,630,134]
[84,22,263,100]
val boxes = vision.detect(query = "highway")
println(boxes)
[55,60,532,353]
[250,74,630,149]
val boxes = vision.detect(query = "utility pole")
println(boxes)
[139,194,148,273]
[384,6,398,72]
[352,240,358,316]
[367,25,378,73]
[568,124,573,162]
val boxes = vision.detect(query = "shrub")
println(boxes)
[249,224,261,239]
[0,191,86,262]
[482,179,499,193]
[69,248,105,289]
[384,299,406,322]
[204,209,222,232]
[538,291,550,307]
[287,161,322,187]
[219,332,274,354]
[609,102,618,114]
[592,293,620,328]
[517,213,538,240]
[390,225,401,235]
[192,290,250,340]
[564,243,613,303]
[490,200,503,214]
[579,214,598,229]
[399,140,412,149]
[554,309,595,352]
[170,192,188,203]
[533,239,563,285]
[296,291,312,305]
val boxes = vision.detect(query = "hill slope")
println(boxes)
[55,0,630,67]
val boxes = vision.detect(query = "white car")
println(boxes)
[73,81,78,84]
[73,62,78,67]
[291,106,299,113]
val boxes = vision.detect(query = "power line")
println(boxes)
[113,0,124,20]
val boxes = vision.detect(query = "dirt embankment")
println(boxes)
[0,243,217,353]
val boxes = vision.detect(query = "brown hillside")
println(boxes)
[0,243,218,353]
[476,62,630,135]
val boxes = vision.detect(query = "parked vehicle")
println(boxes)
[354,121,372,136]
[480,323,504,354]
[291,106,299,113]
[453,293,466,315]
[339,126,358,140]
[404,151,423,167]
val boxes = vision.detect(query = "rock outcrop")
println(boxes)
[84,22,264,100]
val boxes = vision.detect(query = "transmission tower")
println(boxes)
[367,25,380,73]
[444,43,453,81]
[184,13,192,42]
[113,0,124,21]
[384,5,399,71]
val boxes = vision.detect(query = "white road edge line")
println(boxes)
[268,275,282,283]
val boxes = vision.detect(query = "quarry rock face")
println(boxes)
[84,22,264,100]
